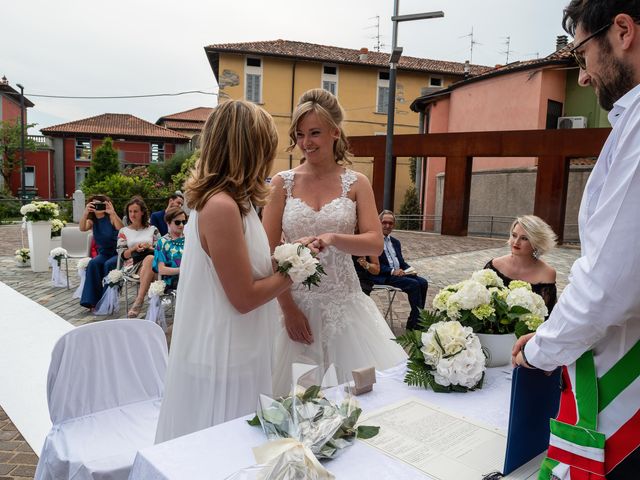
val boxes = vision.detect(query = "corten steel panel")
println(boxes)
[535,156,571,244]
[371,155,386,213]
[441,156,473,236]
[348,128,610,241]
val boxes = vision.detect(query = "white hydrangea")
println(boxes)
[448,280,491,310]
[421,321,485,388]
[507,287,548,318]
[20,204,37,215]
[49,247,68,258]
[432,289,452,311]
[76,257,92,270]
[471,269,504,288]
[106,269,123,284]
[51,218,65,233]
[148,280,166,298]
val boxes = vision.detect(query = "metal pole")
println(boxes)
[16,83,26,202]
[383,0,400,211]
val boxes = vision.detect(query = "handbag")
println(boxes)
[131,248,154,264]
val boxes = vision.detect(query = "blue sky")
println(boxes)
[2,0,568,134]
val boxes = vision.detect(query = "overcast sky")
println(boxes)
[2,0,569,134]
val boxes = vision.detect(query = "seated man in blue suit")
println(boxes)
[150,193,184,236]
[370,210,428,330]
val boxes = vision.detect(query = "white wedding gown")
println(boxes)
[272,169,408,396]
[155,207,279,443]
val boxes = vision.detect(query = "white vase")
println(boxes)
[15,259,30,268]
[477,333,517,367]
[27,220,52,272]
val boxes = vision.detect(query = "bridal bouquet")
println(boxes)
[274,243,326,289]
[94,270,124,316]
[395,315,485,392]
[146,280,168,331]
[432,269,548,337]
[241,364,379,479]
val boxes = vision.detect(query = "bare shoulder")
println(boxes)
[199,192,240,223]
[351,170,371,187]
[491,255,510,270]
[538,260,557,283]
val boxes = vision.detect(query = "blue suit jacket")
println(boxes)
[150,210,168,236]
[371,235,410,283]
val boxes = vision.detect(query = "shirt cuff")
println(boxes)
[524,337,559,372]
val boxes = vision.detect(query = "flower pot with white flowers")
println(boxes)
[15,248,30,267]
[20,201,60,272]
[429,269,548,367]
[50,218,66,250]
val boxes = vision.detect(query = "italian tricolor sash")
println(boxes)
[538,341,640,480]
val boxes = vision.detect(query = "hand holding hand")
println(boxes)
[294,236,320,254]
[392,269,405,276]
[283,306,314,345]
[310,233,335,252]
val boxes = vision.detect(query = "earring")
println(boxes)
[532,249,540,260]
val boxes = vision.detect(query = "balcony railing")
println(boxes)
[349,128,611,244]
[27,135,53,149]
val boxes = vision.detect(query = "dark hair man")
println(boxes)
[150,193,184,236]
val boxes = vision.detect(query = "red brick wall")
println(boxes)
[9,150,54,198]
[1,96,22,122]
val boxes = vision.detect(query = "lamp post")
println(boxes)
[383,3,444,210]
[15,83,26,202]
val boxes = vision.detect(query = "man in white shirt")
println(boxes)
[513,2,640,478]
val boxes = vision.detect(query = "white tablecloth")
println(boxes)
[129,365,512,479]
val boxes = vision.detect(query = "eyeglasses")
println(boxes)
[569,22,612,70]
[173,220,187,226]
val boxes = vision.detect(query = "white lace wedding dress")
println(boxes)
[272,169,408,396]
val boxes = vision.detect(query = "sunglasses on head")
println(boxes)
[173,220,187,226]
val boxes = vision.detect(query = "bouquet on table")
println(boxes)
[145,280,168,331]
[234,364,379,479]
[395,314,486,392]
[273,243,326,289]
[15,248,30,266]
[20,201,60,223]
[432,269,548,336]
[72,257,92,299]
[94,269,123,316]
[49,247,69,287]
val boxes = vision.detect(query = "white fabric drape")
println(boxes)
[145,295,167,332]
[72,268,86,299]
[49,257,68,288]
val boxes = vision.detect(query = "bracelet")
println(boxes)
[520,344,537,369]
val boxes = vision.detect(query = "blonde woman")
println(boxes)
[263,89,407,396]
[485,215,558,311]
[155,101,294,442]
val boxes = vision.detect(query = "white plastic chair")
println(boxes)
[61,227,92,258]
[34,319,168,480]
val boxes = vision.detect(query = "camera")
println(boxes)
[93,202,106,211]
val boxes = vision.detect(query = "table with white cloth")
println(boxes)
[129,365,512,480]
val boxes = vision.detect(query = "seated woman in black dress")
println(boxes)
[485,215,558,313]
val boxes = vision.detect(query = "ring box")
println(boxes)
[352,367,376,395]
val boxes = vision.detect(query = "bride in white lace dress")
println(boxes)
[263,89,407,395]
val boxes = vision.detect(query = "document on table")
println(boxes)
[359,397,507,480]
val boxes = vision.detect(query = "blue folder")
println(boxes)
[502,366,562,475]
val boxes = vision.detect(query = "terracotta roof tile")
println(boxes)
[157,107,213,122]
[205,39,492,76]
[41,113,190,141]
[160,120,205,131]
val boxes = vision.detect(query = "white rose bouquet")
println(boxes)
[395,316,485,392]
[273,242,326,289]
[431,269,548,337]
[146,280,169,331]
[148,279,166,298]
[94,270,124,316]
[20,201,60,222]
[48,247,69,288]
[49,247,68,267]
[15,248,30,264]
[105,269,124,288]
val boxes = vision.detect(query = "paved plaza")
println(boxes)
[0,223,581,479]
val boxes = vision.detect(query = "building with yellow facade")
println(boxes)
[204,39,489,210]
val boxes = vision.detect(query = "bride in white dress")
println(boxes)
[263,89,407,395]
[155,101,294,443]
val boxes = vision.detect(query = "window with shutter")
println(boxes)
[245,57,263,103]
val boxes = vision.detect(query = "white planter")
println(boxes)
[15,259,30,268]
[27,221,52,272]
[477,333,517,367]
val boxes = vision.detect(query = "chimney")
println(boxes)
[463,60,470,77]
[0,75,8,86]
[359,47,369,61]
[556,35,569,51]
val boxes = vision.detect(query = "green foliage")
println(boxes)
[397,185,421,230]
[83,173,172,217]
[356,425,380,440]
[409,157,417,184]
[0,119,38,188]
[171,150,199,192]
[154,149,194,184]
[0,191,21,223]
[83,137,120,189]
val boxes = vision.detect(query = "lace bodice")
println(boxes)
[279,169,363,335]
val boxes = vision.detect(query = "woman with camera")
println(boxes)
[79,194,124,309]
[117,196,161,317]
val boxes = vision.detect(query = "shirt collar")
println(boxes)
[608,83,640,126]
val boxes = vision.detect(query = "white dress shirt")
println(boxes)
[383,235,401,272]
[525,83,640,373]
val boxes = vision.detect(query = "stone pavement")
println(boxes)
[0,223,581,479]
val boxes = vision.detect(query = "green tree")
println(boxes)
[83,137,120,188]
[171,150,199,192]
[152,149,194,184]
[397,185,422,231]
[0,119,37,192]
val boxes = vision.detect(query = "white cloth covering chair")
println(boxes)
[61,226,92,258]
[34,319,168,480]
